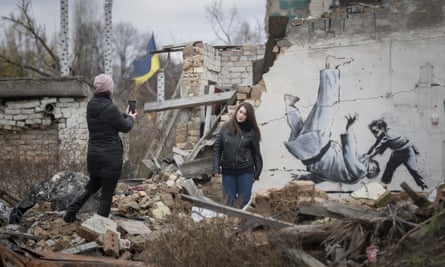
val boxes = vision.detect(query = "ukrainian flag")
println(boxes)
[133,34,160,86]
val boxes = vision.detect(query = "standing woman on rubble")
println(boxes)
[64,74,137,223]
[213,102,263,208]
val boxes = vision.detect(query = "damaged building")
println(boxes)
[0,77,91,169]
[1,0,445,266]
[257,0,445,192]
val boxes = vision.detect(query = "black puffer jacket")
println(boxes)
[213,123,263,180]
[87,95,134,159]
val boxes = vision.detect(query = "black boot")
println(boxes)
[64,190,92,223]
[96,200,112,218]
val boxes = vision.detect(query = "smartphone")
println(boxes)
[128,100,136,113]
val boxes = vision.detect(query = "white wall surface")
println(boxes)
[254,30,445,194]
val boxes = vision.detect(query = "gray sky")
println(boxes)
[0,0,266,47]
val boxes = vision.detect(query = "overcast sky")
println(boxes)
[0,0,266,47]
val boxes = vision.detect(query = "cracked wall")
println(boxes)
[255,0,445,192]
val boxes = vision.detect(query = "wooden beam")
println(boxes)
[283,248,327,267]
[400,182,431,207]
[185,105,226,161]
[143,90,237,112]
[299,201,385,222]
[181,194,295,229]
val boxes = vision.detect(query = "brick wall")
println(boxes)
[0,97,88,168]
[204,44,265,87]
[173,43,265,154]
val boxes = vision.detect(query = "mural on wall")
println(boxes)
[283,56,428,190]
[367,119,427,190]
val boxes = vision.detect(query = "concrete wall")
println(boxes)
[255,0,445,192]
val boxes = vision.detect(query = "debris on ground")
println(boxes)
[1,168,445,266]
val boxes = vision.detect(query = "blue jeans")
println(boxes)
[222,172,254,208]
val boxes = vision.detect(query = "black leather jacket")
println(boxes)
[213,123,263,180]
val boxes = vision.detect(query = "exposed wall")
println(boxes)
[203,44,266,87]
[0,97,88,168]
[174,43,265,153]
[0,78,91,170]
[255,0,445,192]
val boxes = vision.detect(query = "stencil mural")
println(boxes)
[367,119,427,190]
[283,56,428,190]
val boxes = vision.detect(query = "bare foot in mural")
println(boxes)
[284,94,300,106]
[325,55,354,69]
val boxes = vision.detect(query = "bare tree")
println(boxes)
[0,0,59,77]
[113,22,141,78]
[206,0,240,44]
[70,0,103,82]
[206,0,265,45]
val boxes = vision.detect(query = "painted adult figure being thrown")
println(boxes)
[213,102,263,208]
[284,57,380,184]
[64,74,137,223]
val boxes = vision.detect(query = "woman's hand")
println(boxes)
[126,105,138,119]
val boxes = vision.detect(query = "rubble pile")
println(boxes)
[0,170,222,260]
[1,169,445,266]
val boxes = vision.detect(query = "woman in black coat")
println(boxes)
[64,74,137,223]
[213,102,263,208]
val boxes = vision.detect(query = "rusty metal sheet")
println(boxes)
[0,245,157,267]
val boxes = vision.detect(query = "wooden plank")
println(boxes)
[181,194,295,229]
[173,147,190,157]
[271,224,332,245]
[143,90,237,112]
[325,201,384,222]
[185,105,226,161]
[284,248,327,267]
[57,241,99,254]
[299,201,385,222]
[23,247,156,266]
[400,182,431,207]
[298,202,342,219]
[141,74,183,166]
[203,85,216,136]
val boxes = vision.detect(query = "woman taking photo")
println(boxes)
[64,74,137,223]
[213,102,263,208]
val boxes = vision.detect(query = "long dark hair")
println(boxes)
[227,102,261,140]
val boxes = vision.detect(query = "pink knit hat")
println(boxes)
[93,74,114,93]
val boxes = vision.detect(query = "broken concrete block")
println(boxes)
[151,201,171,219]
[351,182,387,200]
[116,219,152,236]
[59,241,99,254]
[79,214,119,242]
